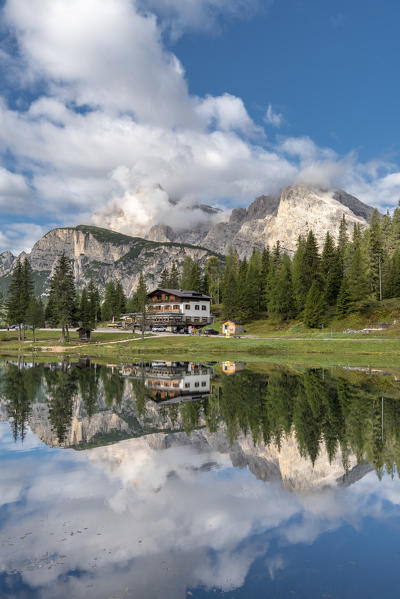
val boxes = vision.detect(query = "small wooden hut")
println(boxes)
[76,327,92,341]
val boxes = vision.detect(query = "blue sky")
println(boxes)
[0,0,399,253]
[176,0,400,161]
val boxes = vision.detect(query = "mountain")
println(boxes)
[0,225,222,297]
[0,184,376,295]
[145,185,375,256]
[1,385,371,493]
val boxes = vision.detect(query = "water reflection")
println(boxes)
[1,359,400,479]
[1,359,400,598]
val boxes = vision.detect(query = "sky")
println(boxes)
[0,0,399,253]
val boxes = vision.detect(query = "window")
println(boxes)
[195,305,200,310]
[202,305,206,311]
[185,383,190,389]
[194,317,200,323]
[185,304,190,310]
[195,382,200,388]
[173,305,179,309]
[201,382,207,387]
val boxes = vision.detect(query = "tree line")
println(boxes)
[3,360,400,478]
[5,206,400,335]
[218,208,400,326]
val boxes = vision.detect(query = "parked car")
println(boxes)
[9,324,19,330]
[204,328,219,335]
[152,326,166,332]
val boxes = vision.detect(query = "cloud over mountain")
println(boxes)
[0,0,399,252]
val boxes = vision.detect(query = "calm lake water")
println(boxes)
[0,358,399,599]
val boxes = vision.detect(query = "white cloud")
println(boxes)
[264,104,283,128]
[137,0,264,38]
[0,167,30,212]
[0,222,49,254]
[0,0,399,251]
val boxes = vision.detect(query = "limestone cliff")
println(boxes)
[0,225,221,296]
[145,185,375,257]
[16,390,371,492]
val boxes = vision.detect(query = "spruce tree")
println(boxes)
[205,257,222,303]
[260,247,270,311]
[168,262,180,288]
[87,279,101,327]
[303,281,325,328]
[79,288,90,328]
[180,256,195,289]
[159,267,170,287]
[338,214,349,257]
[136,272,148,339]
[368,209,383,298]
[101,281,115,321]
[46,254,77,342]
[6,259,25,339]
[337,277,351,319]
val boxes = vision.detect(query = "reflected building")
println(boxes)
[120,361,212,403]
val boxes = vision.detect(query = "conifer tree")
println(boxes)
[368,209,383,298]
[46,254,77,342]
[168,262,180,288]
[6,258,34,340]
[159,267,170,287]
[292,232,319,312]
[180,256,195,289]
[205,257,221,303]
[6,259,24,339]
[337,277,351,318]
[79,288,90,328]
[303,280,325,328]
[338,214,349,257]
[260,247,270,310]
[348,243,369,302]
[101,281,115,321]
[136,272,148,340]
[245,249,262,318]
[87,279,101,327]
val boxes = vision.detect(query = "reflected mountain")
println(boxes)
[1,359,400,599]
[1,359,400,489]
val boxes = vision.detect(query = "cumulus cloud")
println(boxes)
[0,167,30,212]
[264,104,283,128]
[0,0,399,252]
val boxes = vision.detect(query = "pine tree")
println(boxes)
[168,262,180,288]
[292,232,319,312]
[205,257,221,303]
[368,209,383,298]
[6,259,25,339]
[114,282,126,318]
[245,249,262,318]
[46,254,77,342]
[159,267,170,287]
[101,281,115,321]
[337,277,351,318]
[349,241,369,302]
[260,247,270,311]
[338,214,349,257]
[180,256,195,289]
[79,288,90,328]
[87,279,101,327]
[136,272,148,340]
[303,280,325,328]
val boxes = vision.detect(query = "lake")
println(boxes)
[0,358,399,598]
